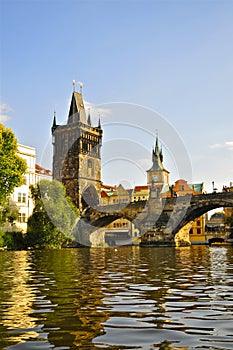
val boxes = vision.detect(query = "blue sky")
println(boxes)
[0,0,233,191]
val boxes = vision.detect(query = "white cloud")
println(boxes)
[0,103,12,122]
[209,141,233,151]
[225,141,233,150]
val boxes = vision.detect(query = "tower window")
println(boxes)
[83,142,88,152]
[88,159,94,176]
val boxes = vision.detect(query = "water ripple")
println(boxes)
[1,246,233,349]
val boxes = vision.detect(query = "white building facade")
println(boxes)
[5,145,53,233]
[8,144,37,232]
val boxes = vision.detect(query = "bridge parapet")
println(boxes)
[74,191,233,246]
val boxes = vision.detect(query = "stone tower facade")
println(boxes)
[147,136,169,197]
[51,88,103,210]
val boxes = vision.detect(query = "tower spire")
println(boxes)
[155,133,160,157]
[51,110,57,133]
[87,109,92,126]
[151,133,163,170]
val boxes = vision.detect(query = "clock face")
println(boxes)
[153,175,158,181]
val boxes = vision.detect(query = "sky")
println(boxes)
[0,0,233,192]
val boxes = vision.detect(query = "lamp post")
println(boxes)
[212,181,217,193]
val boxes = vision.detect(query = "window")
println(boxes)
[179,185,185,191]
[24,176,27,185]
[87,159,94,176]
[18,213,26,223]
[196,220,201,227]
[83,142,88,152]
[18,193,26,203]
[197,228,201,234]
[189,228,193,234]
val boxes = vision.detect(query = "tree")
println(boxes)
[0,124,27,204]
[0,199,18,226]
[26,180,79,248]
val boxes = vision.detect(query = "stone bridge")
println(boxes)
[73,192,233,245]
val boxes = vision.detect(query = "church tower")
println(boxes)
[51,84,103,210]
[147,135,169,196]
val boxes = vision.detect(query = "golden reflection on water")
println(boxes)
[0,251,39,342]
[1,246,233,349]
[66,248,108,348]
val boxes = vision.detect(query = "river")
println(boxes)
[0,245,233,350]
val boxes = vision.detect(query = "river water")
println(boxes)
[0,245,233,350]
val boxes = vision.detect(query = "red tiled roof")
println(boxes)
[101,184,116,190]
[36,164,52,175]
[101,190,108,197]
[134,185,149,192]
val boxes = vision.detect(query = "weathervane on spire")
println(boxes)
[73,80,83,93]
[79,81,83,94]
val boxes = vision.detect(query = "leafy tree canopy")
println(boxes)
[0,124,27,204]
[27,180,79,248]
[0,199,18,226]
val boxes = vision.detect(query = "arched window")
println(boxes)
[87,159,94,176]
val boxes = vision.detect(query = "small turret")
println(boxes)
[51,111,57,134]
[147,133,169,187]
[87,110,92,126]
[151,135,164,171]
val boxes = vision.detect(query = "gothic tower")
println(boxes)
[51,86,103,210]
[147,135,169,196]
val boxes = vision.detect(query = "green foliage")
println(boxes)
[0,230,4,247]
[0,230,25,249]
[26,180,79,248]
[0,124,27,205]
[0,199,19,226]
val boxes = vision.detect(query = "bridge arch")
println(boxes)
[77,192,233,244]
[171,192,233,237]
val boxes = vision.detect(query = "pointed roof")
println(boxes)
[87,110,92,126]
[67,91,87,124]
[148,135,164,171]
[51,111,57,133]
[116,184,129,196]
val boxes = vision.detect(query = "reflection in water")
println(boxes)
[0,246,233,349]
[0,251,38,342]
[0,251,58,349]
